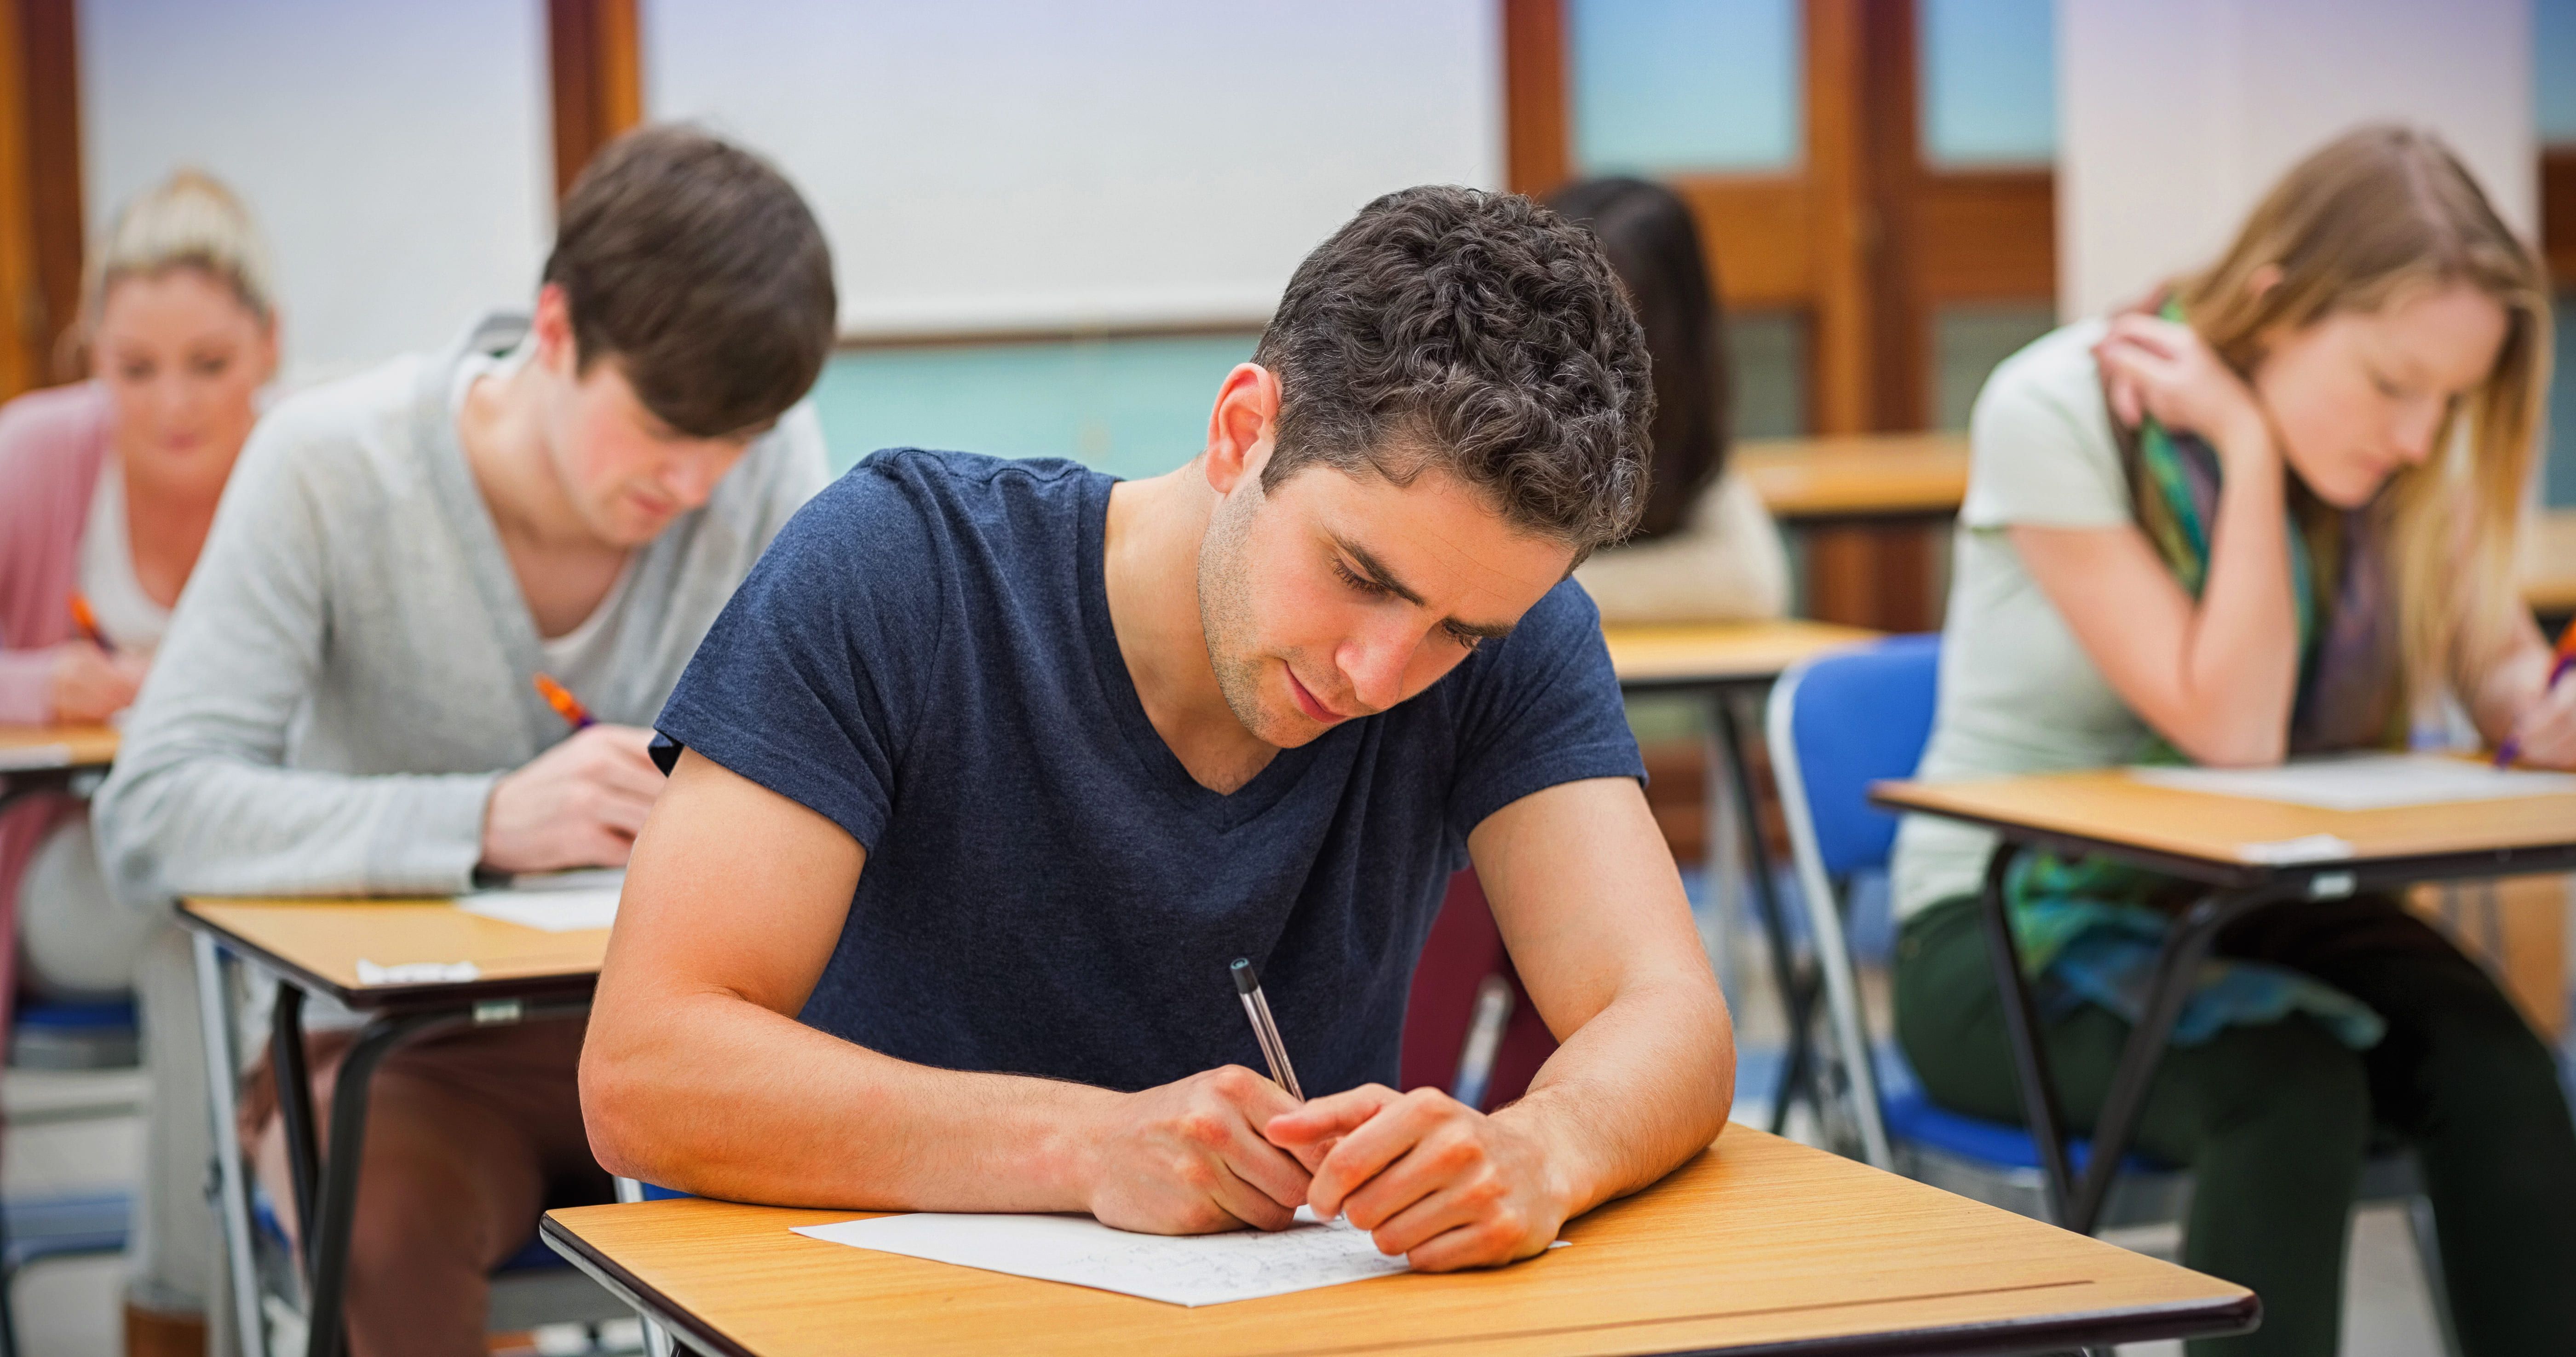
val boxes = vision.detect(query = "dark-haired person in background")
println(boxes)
[1548,178,1788,622]
[581,186,1734,1267]
[94,125,835,1357]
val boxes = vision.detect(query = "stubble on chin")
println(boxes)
[1197,491,1287,745]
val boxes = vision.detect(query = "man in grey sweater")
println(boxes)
[95,126,834,1357]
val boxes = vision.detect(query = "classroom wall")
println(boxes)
[640,0,1502,339]
[2058,0,2536,320]
[80,0,554,386]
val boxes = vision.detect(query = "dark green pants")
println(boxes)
[1895,891,2576,1357]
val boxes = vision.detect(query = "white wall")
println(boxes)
[2058,0,2536,320]
[643,0,1502,338]
[81,0,552,384]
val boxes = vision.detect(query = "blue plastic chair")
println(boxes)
[1767,636,2231,1199]
[1766,635,2462,1353]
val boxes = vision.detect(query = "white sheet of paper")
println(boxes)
[454,869,625,933]
[792,1206,1561,1306]
[2128,754,2576,811]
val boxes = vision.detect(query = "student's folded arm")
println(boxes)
[93,431,499,904]
[579,748,1121,1209]
[1474,777,1733,1212]
[2010,518,2297,766]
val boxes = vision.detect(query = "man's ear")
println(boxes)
[530,283,580,374]
[1203,363,1282,495]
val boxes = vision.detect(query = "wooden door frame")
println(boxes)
[0,0,81,395]
[1501,0,2053,629]
[546,0,644,200]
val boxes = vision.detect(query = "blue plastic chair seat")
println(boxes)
[1,1190,132,1271]
[9,997,140,1069]
[250,1190,569,1276]
[1882,1088,2169,1175]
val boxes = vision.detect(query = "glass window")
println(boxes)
[2541,0,2576,145]
[1919,0,2056,167]
[1729,310,1809,438]
[1569,0,1801,177]
[2548,300,2576,508]
[1931,304,2056,431]
[809,335,1257,481]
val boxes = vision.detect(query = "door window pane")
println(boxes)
[1570,0,1801,176]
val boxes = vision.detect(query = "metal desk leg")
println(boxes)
[1707,692,1811,1132]
[194,935,266,1357]
[1977,840,2291,1236]
[1973,842,2077,1225]
[297,1008,464,1357]
[268,987,319,1239]
[2065,886,2280,1233]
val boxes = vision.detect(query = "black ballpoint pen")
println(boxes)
[1230,957,1304,1102]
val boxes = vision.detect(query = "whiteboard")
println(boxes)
[643,0,1503,338]
[81,0,553,385]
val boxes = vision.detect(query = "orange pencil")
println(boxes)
[67,591,112,651]
[533,673,595,729]
[2495,619,2576,766]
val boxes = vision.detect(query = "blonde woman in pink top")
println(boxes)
[0,169,274,1352]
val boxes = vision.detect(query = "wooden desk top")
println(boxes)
[178,897,606,1010]
[1604,619,1880,690]
[542,1128,2249,1357]
[2521,508,2576,615]
[0,723,120,772]
[1734,433,1970,522]
[1875,769,2576,885]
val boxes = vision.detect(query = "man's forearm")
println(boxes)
[581,986,1120,1210]
[1492,972,1734,1218]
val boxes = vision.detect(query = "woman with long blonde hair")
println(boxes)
[1890,126,2576,1356]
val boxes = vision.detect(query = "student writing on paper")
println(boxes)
[0,170,275,1352]
[1889,126,2576,1356]
[92,128,834,1357]
[583,188,1735,1272]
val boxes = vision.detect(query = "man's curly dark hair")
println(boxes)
[1252,185,1653,559]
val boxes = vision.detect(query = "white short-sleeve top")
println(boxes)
[1890,319,2163,918]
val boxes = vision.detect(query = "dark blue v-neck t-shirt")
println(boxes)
[653,449,1643,1096]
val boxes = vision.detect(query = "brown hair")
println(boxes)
[1252,186,1653,560]
[1544,177,1730,540]
[544,125,836,438]
[2171,124,2550,709]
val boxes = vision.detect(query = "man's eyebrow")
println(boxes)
[1336,537,1518,640]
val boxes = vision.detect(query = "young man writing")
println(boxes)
[583,186,1734,1266]
[95,126,835,1355]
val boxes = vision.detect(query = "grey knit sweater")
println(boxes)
[96,315,828,904]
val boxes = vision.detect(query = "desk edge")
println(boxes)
[1869,784,2576,892]
[544,1215,758,1357]
[536,1212,2258,1357]
[175,903,602,1012]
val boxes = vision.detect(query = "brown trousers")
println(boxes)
[252,1017,609,1357]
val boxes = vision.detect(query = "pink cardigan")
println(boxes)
[0,382,115,1018]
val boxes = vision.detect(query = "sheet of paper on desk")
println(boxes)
[792,1207,1563,1306]
[454,869,624,933]
[2129,754,2576,811]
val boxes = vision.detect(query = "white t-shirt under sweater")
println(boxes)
[78,457,174,654]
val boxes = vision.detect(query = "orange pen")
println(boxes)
[2495,619,2576,766]
[533,673,595,730]
[67,591,113,651]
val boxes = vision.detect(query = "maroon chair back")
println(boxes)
[1398,869,1559,1107]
